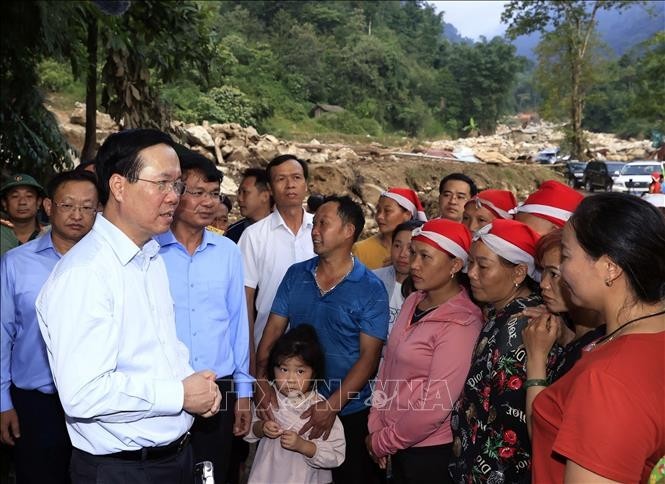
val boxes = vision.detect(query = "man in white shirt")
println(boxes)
[36,129,221,484]
[238,155,314,373]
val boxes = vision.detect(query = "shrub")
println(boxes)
[38,59,74,92]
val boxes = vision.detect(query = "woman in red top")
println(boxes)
[531,193,665,483]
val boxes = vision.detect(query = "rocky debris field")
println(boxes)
[53,103,657,232]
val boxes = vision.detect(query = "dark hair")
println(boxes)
[439,173,478,196]
[307,194,325,213]
[219,194,232,212]
[321,194,365,242]
[535,228,563,269]
[242,168,269,192]
[174,145,223,184]
[95,129,176,204]
[266,154,308,183]
[569,193,665,303]
[267,324,325,384]
[392,220,424,243]
[46,170,99,200]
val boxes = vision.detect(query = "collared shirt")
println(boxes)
[225,217,254,244]
[156,228,253,398]
[36,214,194,455]
[1,233,61,411]
[270,256,389,416]
[238,209,314,348]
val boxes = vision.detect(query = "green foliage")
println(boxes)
[316,111,383,137]
[502,1,636,159]
[38,59,75,92]
[1,1,78,181]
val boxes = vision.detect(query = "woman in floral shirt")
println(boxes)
[449,220,553,484]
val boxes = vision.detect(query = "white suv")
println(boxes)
[611,161,664,194]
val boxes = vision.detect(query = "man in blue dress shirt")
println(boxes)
[36,129,222,484]
[157,148,252,481]
[1,169,98,483]
[255,195,389,484]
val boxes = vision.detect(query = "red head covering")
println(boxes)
[412,219,471,263]
[381,187,427,222]
[473,219,542,280]
[515,180,584,227]
[465,189,517,219]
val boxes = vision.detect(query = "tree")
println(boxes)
[0,1,82,181]
[502,1,633,159]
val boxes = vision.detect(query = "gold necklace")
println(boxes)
[315,256,354,296]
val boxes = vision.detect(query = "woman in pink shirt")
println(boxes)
[366,219,483,484]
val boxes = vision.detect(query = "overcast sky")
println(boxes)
[430,1,509,40]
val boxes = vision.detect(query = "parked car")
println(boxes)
[612,161,665,194]
[563,161,587,188]
[582,160,625,192]
[536,148,560,164]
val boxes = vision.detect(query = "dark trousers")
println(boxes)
[10,386,71,484]
[391,443,453,484]
[190,376,236,483]
[226,436,249,484]
[69,445,193,484]
[332,407,382,484]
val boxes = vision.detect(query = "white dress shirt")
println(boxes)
[36,214,194,455]
[238,209,314,348]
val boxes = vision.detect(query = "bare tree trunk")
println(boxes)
[81,13,98,163]
[570,59,585,160]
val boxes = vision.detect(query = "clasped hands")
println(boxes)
[183,370,222,417]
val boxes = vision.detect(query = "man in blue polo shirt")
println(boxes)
[1,169,99,483]
[156,148,252,482]
[255,195,389,484]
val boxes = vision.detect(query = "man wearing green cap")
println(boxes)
[0,174,46,256]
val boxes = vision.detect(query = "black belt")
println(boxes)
[105,432,190,461]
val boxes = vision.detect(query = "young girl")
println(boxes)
[245,325,346,484]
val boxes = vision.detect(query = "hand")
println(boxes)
[183,370,219,416]
[0,409,20,446]
[254,379,277,421]
[0,219,14,229]
[233,397,252,436]
[365,434,387,469]
[520,305,549,321]
[299,400,336,440]
[199,384,222,418]
[280,430,304,452]
[522,313,560,361]
[262,420,283,439]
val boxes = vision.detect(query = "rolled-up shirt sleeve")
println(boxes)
[305,415,346,469]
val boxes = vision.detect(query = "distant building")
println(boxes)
[309,103,345,118]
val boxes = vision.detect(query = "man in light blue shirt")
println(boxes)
[157,148,252,482]
[36,129,222,484]
[1,169,98,483]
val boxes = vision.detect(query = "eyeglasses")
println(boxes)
[136,178,186,195]
[184,189,221,200]
[53,202,97,216]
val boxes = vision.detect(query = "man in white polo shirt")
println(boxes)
[238,155,314,373]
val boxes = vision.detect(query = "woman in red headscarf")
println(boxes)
[353,188,427,270]
[366,219,483,483]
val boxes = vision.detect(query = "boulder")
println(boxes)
[226,146,251,163]
[250,138,279,162]
[185,125,214,148]
[220,175,239,195]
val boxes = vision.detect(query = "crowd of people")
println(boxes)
[1,127,664,484]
